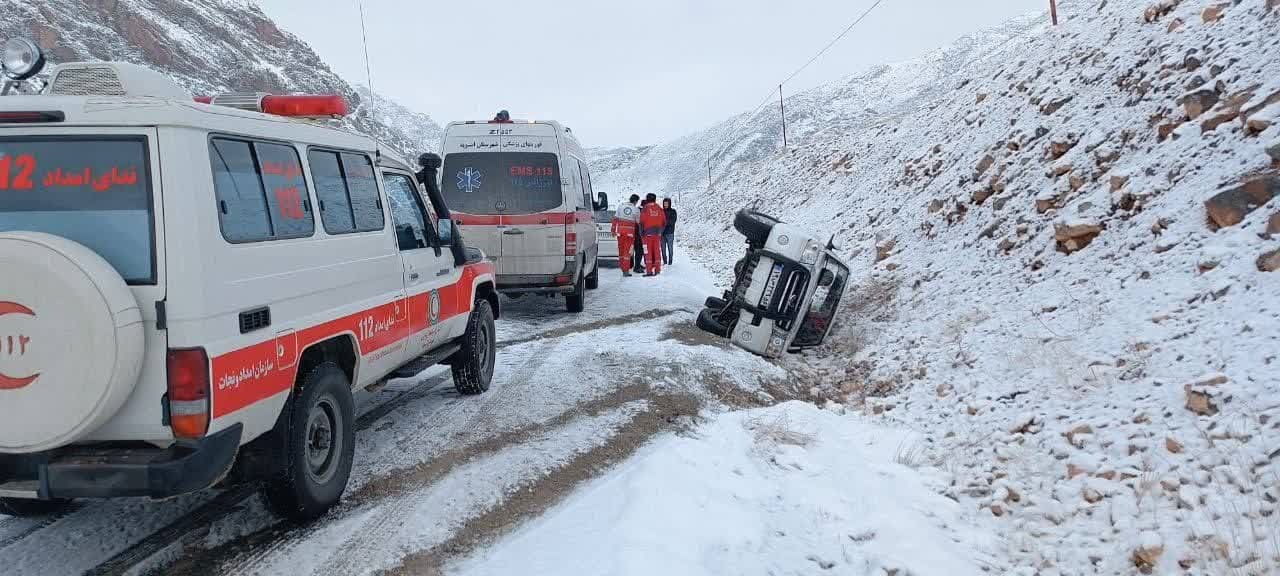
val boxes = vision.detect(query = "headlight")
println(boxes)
[1,38,45,80]
[799,244,820,265]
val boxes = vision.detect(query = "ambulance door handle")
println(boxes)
[436,268,451,277]
[503,229,524,235]
[409,272,420,281]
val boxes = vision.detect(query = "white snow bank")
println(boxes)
[455,401,1000,576]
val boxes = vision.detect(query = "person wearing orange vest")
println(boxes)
[612,194,641,277]
[638,193,667,276]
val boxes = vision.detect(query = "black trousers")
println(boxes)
[632,232,644,271]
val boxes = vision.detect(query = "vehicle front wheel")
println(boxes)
[263,363,355,522]
[450,299,496,395]
[734,209,780,246]
[0,497,69,517]
[696,308,733,338]
[565,273,586,313]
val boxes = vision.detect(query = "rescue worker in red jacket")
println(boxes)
[638,193,667,276]
[612,194,641,277]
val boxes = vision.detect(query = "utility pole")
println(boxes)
[707,161,712,190]
[1049,0,1058,25]
[778,84,788,149]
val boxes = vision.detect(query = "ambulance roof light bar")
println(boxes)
[195,93,348,118]
[490,109,512,123]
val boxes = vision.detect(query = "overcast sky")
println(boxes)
[256,0,1040,148]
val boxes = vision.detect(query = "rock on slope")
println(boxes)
[604,0,1280,574]
[2,0,441,156]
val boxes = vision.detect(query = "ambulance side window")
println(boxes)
[383,172,433,251]
[209,137,314,243]
[577,160,593,210]
[307,150,385,235]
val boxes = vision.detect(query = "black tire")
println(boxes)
[450,299,496,395]
[263,362,355,522]
[734,209,779,245]
[565,272,586,313]
[705,296,727,310]
[0,497,69,517]
[696,308,733,338]
[585,260,599,290]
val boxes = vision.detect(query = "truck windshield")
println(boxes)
[441,152,561,215]
[792,258,849,348]
[0,137,155,283]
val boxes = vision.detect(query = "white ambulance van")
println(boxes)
[0,39,498,521]
[439,114,600,312]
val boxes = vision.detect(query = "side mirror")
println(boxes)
[437,218,455,246]
[826,234,843,252]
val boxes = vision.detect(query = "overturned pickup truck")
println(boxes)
[696,209,850,358]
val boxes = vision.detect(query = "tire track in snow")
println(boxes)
[386,390,703,576]
[168,382,665,576]
[209,339,561,576]
[495,307,692,350]
[0,504,83,552]
[83,372,451,576]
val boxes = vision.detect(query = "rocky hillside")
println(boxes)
[2,0,441,157]
[602,0,1280,574]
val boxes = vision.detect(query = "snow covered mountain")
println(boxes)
[1,0,441,157]
[599,0,1280,573]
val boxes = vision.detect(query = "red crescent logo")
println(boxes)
[0,301,39,390]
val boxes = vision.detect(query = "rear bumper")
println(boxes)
[0,424,242,500]
[496,262,582,294]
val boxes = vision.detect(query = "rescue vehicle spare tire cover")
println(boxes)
[0,232,145,453]
[733,209,780,245]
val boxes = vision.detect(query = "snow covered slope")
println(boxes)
[1,0,441,157]
[600,0,1280,574]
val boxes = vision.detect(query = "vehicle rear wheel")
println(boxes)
[696,308,733,338]
[263,363,355,522]
[585,260,599,290]
[565,273,586,313]
[705,296,727,310]
[0,497,69,517]
[450,299,496,395]
[733,209,779,246]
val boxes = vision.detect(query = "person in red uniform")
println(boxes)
[639,193,667,276]
[612,194,641,277]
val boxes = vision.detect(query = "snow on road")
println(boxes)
[456,400,1003,576]
[1,261,1002,575]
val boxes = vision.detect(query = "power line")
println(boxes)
[780,0,886,87]
[705,0,889,178]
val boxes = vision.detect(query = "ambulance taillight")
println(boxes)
[167,348,210,439]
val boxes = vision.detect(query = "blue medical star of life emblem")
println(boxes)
[457,167,483,194]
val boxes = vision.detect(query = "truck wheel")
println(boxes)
[696,308,732,337]
[565,273,586,313]
[585,260,599,290]
[0,497,69,517]
[450,299,496,395]
[263,363,355,522]
[705,296,727,310]
[733,209,779,246]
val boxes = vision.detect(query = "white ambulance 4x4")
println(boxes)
[439,116,601,312]
[0,42,498,520]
